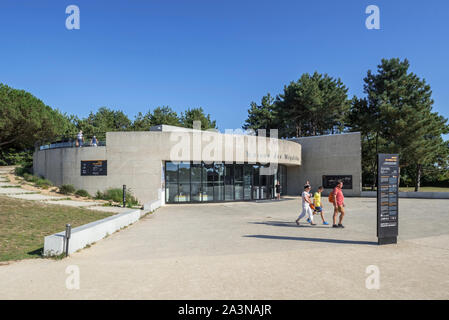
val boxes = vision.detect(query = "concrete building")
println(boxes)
[33,125,361,206]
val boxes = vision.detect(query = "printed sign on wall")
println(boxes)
[322,175,353,189]
[81,160,107,176]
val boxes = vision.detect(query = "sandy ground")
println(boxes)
[1,197,448,299]
[3,167,105,204]
[1,166,131,211]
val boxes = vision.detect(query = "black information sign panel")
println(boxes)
[81,160,107,176]
[377,154,399,245]
[322,175,352,189]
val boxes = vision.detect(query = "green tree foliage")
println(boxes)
[73,107,132,140]
[276,72,350,138]
[180,107,217,130]
[347,58,449,191]
[243,93,278,134]
[243,73,350,138]
[149,106,181,126]
[131,111,152,131]
[0,83,74,164]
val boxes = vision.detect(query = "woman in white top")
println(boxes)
[295,184,315,226]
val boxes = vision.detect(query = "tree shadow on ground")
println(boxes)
[255,198,295,203]
[243,234,377,246]
[249,221,329,229]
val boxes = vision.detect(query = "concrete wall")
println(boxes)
[34,147,108,197]
[34,130,301,204]
[43,208,144,256]
[33,130,363,202]
[290,132,362,196]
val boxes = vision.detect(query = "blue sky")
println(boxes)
[0,0,448,138]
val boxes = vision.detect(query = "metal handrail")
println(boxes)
[36,135,106,151]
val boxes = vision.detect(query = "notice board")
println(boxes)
[81,160,107,176]
[322,175,353,189]
[377,154,399,245]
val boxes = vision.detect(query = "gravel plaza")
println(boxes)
[1,196,448,300]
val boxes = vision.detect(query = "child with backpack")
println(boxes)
[313,186,329,225]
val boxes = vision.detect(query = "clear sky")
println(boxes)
[0,0,448,138]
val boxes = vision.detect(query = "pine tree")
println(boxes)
[347,58,449,191]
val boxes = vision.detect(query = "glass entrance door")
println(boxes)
[165,161,278,203]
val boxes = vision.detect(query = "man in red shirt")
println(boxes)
[332,180,345,228]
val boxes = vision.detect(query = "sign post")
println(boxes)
[377,154,399,245]
[123,185,126,208]
[65,224,71,257]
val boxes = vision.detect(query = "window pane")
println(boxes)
[203,163,214,202]
[166,162,178,203]
[166,183,178,203]
[214,163,224,201]
[191,163,202,202]
[191,183,202,202]
[224,164,234,201]
[178,162,190,202]
[166,162,178,183]
[235,164,243,201]
[252,164,260,200]
[244,164,252,200]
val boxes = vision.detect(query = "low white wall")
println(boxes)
[143,199,162,212]
[43,208,143,256]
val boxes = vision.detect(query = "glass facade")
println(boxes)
[165,161,287,203]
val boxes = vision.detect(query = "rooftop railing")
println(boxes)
[36,135,106,151]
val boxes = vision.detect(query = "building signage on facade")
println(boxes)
[81,160,107,176]
[377,154,399,245]
[322,175,352,189]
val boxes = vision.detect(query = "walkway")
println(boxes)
[1,196,448,299]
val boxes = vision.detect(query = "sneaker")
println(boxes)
[307,218,311,223]
[332,224,339,228]
[338,224,345,228]
[323,221,329,225]
[310,222,316,226]
[295,219,300,226]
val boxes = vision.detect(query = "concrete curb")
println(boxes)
[43,208,148,256]
[361,191,449,199]
[143,199,162,213]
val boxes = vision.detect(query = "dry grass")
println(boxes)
[0,195,116,262]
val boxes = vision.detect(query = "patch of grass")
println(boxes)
[95,188,139,207]
[399,187,449,192]
[59,184,75,195]
[0,195,116,262]
[363,186,449,193]
[14,165,32,177]
[45,253,66,260]
[83,242,96,249]
[22,173,39,183]
[21,173,53,189]
[35,178,53,189]
[51,197,72,201]
[75,189,90,198]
